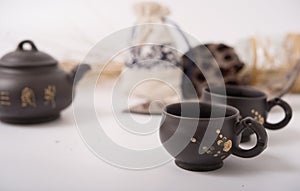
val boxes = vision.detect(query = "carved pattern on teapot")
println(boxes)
[44,85,56,109]
[21,87,36,108]
[0,91,11,107]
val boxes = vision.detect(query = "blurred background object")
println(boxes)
[121,2,184,114]
[235,34,300,94]
[181,43,247,99]
[1,0,299,63]
[1,0,300,98]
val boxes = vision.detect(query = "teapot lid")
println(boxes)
[0,40,58,68]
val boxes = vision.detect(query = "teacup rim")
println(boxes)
[203,85,267,100]
[162,101,240,120]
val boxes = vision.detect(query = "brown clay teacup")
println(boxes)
[202,85,292,142]
[159,102,268,171]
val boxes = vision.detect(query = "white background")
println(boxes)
[0,0,299,61]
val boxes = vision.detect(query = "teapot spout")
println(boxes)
[68,64,91,86]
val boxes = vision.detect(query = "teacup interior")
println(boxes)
[207,86,265,98]
[166,102,237,119]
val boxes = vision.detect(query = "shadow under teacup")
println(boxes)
[202,85,292,142]
[159,102,268,171]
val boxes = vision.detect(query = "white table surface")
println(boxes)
[1,81,300,191]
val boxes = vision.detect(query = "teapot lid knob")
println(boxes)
[17,40,38,51]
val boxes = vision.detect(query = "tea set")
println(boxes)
[0,40,293,171]
[160,86,292,171]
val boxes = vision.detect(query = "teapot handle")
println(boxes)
[17,40,38,51]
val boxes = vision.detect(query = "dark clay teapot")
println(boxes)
[0,40,91,124]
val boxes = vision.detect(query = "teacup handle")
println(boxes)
[232,117,268,158]
[264,98,292,130]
